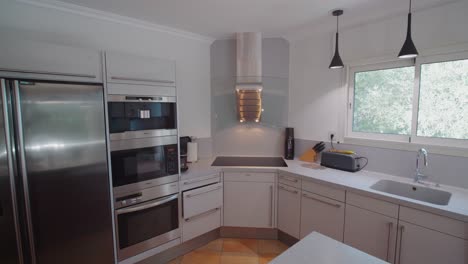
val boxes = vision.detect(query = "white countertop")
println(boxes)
[180,157,468,222]
[270,232,388,264]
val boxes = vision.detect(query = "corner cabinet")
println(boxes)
[223,172,276,228]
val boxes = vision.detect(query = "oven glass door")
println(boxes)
[117,194,179,252]
[111,144,178,188]
[108,100,176,134]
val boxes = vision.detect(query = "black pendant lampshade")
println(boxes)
[398,0,419,58]
[329,9,344,69]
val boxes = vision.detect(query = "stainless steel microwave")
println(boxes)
[108,94,177,140]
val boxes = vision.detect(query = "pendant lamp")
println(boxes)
[329,9,344,69]
[398,0,419,58]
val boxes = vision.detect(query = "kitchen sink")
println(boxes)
[370,180,452,205]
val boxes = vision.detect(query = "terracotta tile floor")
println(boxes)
[167,238,289,264]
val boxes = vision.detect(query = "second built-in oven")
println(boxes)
[111,136,179,195]
[115,182,180,261]
[108,94,177,140]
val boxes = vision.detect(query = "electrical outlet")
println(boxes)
[328,131,336,141]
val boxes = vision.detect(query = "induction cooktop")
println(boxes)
[211,156,288,167]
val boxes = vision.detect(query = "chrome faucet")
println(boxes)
[414,148,428,183]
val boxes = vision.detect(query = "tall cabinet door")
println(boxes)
[300,191,345,241]
[277,184,300,238]
[15,81,114,264]
[344,205,397,263]
[396,221,467,264]
[0,79,21,264]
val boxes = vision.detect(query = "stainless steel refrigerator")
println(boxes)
[0,79,114,264]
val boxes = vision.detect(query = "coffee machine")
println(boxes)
[179,136,192,172]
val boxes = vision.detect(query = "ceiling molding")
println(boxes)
[16,0,215,43]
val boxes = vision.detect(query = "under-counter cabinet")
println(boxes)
[300,190,345,240]
[396,206,468,264]
[344,192,399,263]
[182,180,222,242]
[223,172,276,228]
[277,183,301,238]
[344,205,398,263]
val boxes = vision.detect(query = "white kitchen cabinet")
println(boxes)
[182,182,223,242]
[105,51,175,87]
[182,208,221,243]
[344,205,398,263]
[0,36,102,82]
[300,190,345,241]
[277,183,301,238]
[224,181,275,228]
[396,221,467,264]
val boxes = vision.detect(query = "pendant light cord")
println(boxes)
[409,0,412,13]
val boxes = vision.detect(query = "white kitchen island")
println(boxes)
[270,232,388,264]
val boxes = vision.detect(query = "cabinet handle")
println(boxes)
[245,173,251,176]
[398,225,405,264]
[269,185,273,227]
[279,185,298,194]
[386,222,393,262]
[0,68,97,79]
[186,186,221,198]
[185,208,220,222]
[111,76,175,84]
[302,193,341,208]
[280,175,298,183]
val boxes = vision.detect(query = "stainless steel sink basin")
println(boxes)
[370,180,452,205]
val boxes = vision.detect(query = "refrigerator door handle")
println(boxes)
[12,80,37,264]
[1,79,24,264]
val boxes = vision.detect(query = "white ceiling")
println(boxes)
[54,0,455,39]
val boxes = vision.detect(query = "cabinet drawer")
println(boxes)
[399,206,468,240]
[302,179,345,202]
[346,192,398,218]
[181,174,221,191]
[106,51,176,86]
[224,172,275,183]
[278,183,301,238]
[278,171,301,188]
[183,183,223,219]
[182,207,221,242]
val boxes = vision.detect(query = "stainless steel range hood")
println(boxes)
[236,32,263,123]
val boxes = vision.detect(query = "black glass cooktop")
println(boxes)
[211,156,288,167]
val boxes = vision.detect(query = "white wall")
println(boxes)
[0,0,212,138]
[289,0,468,142]
[288,1,468,188]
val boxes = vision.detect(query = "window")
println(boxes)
[348,52,468,148]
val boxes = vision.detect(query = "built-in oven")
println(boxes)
[111,136,179,196]
[115,182,180,261]
[108,94,177,140]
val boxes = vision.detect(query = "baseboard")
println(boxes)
[220,227,278,240]
[277,230,299,247]
[137,228,220,264]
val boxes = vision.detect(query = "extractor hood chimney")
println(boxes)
[236,32,263,123]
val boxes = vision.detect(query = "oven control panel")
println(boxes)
[114,182,179,209]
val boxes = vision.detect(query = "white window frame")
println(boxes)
[346,51,468,154]
[346,60,415,142]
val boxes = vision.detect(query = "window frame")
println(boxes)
[347,60,416,143]
[346,51,468,150]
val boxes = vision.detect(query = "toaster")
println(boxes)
[320,151,360,172]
